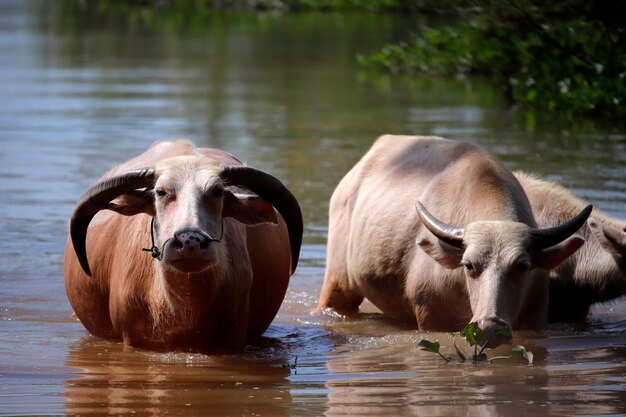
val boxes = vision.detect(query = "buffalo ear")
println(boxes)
[223,189,278,225]
[588,219,626,260]
[417,236,463,269]
[534,235,585,270]
[107,189,155,216]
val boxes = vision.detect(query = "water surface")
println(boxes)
[1,1,626,416]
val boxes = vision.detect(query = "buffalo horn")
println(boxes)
[531,204,593,249]
[70,168,157,277]
[221,166,303,274]
[415,201,465,248]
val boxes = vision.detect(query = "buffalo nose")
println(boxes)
[476,318,512,349]
[172,228,211,252]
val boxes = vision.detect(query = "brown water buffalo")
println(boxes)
[515,171,626,323]
[318,135,591,347]
[64,140,302,352]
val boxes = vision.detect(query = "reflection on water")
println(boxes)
[323,330,626,417]
[63,338,293,416]
[1,0,625,415]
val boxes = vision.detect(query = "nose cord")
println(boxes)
[142,218,166,261]
[141,218,224,261]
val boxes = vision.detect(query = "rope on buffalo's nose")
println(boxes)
[141,217,223,261]
[142,217,165,261]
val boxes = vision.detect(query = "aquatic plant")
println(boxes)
[418,322,534,364]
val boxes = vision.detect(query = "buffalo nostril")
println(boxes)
[172,228,211,251]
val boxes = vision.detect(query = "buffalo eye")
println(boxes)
[461,260,474,271]
[461,260,481,278]
[513,260,531,274]
[155,188,168,198]
[212,187,224,198]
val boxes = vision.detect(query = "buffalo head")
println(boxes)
[588,218,626,270]
[415,201,592,348]
[70,156,302,277]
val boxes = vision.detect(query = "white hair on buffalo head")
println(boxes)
[415,201,592,348]
[69,156,302,278]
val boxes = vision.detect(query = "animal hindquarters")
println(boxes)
[318,185,364,314]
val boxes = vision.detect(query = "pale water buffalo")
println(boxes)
[515,171,626,323]
[64,140,303,352]
[318,135,591,347]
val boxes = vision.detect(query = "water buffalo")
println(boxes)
[318,135,591,347]
[515,171,626,323]
[64,140,302,352]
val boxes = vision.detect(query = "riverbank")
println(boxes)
[90,0,625,124]
[359,1,626,123]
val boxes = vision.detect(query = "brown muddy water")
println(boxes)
[1,1,626,416]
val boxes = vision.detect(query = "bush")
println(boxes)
[358,1,626,122]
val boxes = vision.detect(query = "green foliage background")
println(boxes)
[77,0,626,122]
[358,1,626,122]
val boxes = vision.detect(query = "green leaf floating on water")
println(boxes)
[418,339,441,354]
[418,339,450,361]
[512,345,534,364]
[420,322,533,364]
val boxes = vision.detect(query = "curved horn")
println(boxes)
[531,204,593,249]
[70,168,157,277]
[415,201,465,248]
[221,166,303,274]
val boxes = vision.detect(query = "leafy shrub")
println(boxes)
[359,1,626,122]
